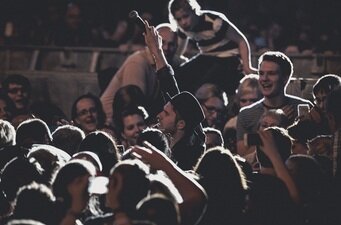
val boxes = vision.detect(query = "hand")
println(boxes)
[143,20,163,57]
[281,105,296,122]
[258,129,280,159]
[130,141,171,171]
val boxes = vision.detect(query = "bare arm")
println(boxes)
[176,36,189,57]
[226,22,257,74]
[131,142,207,225]
[258,129,301,203]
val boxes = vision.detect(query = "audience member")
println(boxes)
[142,20,206,170]
[223,74,262,153]
[194,146,248,225]
[2,74,31,117]
[131,142,207,225]
[71,93,106,135]
[115,105,148,150]
[27,144,71,185]
[168,0,256,95]
[194,83,228,130]
[202,127,224,149]
[9,182,55,225]
[236,51,312,157]
[52,124,85,156]
[101,23,185,125]
[84,159,151,225]
[136,193,180,225]
[15,118,53,149]
[52,159,96,225]
[78,130,119,176]
[136,127,171,158]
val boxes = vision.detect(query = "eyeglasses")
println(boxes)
[240,98,259,104]
[77,107,97,117]
[7,87,27,94]
[203,103,224,114]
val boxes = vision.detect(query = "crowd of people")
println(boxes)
[1,0,341,225]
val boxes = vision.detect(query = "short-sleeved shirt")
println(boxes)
[236,95,313,141]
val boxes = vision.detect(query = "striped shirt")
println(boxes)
[178,10,239,58]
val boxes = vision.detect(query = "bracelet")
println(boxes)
[67,210,82,218]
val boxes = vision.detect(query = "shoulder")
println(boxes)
[84,213,114,225]
[202,10,228,21]
[285,95,313,106]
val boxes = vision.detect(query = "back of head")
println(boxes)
[28,145,71,185]
[0,156,44,202]
[286,154,327,202]
[136,128,170,157]
[110,159,150,214]
[203,127,224,149]
[257,126,292,168]
[79,131,119,176]
[52,124,85,155]
[16,118,52,148]
[137,193,180,225]
[194,147,247,220]
[52,159,96,205]
[170,91,205,133]
[0,119,16,147]
[12,182,55,224]
[258,51,293,79]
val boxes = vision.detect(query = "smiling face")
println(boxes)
[75,98,98,134]
[121,114,146,146]
[7,83,29,110]
[258,61,288,99]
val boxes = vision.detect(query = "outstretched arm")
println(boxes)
[258,129,301,204]
[143,20,180,97]
[227,21,257,75]
[131,142,207,225]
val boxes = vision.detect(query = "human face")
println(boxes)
[202,97,224,127]
[121,114,146,146]
[7,83,29,110]
[75,98,98,134]
[0,99,10,120]
[157,102,178,134]
[173,8,198,31]
[239,91,260,108]
[158,27,177,62]
[314,91,327,112]
[258,61,287,98]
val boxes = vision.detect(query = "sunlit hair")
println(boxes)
[168,0,202,28]
[236,74,261,96]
